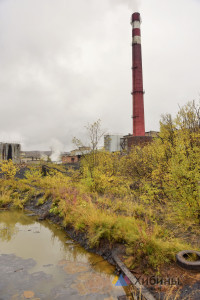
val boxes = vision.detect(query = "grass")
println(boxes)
[183,253,200,262]
[0,162,199,273]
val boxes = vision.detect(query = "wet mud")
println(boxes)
[0,210,128,300]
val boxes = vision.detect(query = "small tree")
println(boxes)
[176,100,200,132]
[72,119,106,177]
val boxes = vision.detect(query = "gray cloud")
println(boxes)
[0,0,199,151]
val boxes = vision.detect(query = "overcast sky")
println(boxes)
[0,0,200,151]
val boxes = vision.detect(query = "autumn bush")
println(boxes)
[119,101,200,223]
[0,159,19,179]
[0,101,199,270]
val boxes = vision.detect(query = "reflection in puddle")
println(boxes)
[0,209,128,299]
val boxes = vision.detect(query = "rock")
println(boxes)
[65,240,74,244]
[38,211,49,221]
[26,213,36,217]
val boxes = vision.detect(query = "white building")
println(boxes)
[104,135,124,152]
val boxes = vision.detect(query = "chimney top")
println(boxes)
[131,12,140,23]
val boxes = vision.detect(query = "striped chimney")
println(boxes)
[131,12,145,136]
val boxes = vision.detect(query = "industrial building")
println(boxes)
[61,153,79,164]
[104,132,158,152]
[61,147,91,164]
[104,135,124,152]
[0,143,21,163]
[20,151,52,164]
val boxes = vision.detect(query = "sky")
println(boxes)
[0,0,200,151]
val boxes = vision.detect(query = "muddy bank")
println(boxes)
[0,210,129,300]
[23,198,159,300]
[24,197,122,267]
[23,197,200,300]
[2,195,199,300]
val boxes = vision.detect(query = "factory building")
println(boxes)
[61,147,91,164]
[104,132,158,152]
[104,135,124,152]
[20,151,52,164]
[0,143,21,163]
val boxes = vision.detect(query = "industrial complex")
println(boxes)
[0,12,157,163]
[105,12,158,153]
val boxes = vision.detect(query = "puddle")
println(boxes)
[0,209,129,300]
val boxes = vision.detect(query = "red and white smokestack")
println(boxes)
[131,12,145,136]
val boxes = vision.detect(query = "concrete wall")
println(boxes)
[104,135,124,152]
[0,143,21,163]
[62,155,79,164]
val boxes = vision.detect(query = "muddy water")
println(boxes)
[0,210,128,300]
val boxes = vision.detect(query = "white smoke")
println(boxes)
[49,138,64,163]
[40,153,49,161]
[108,0,140,10]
